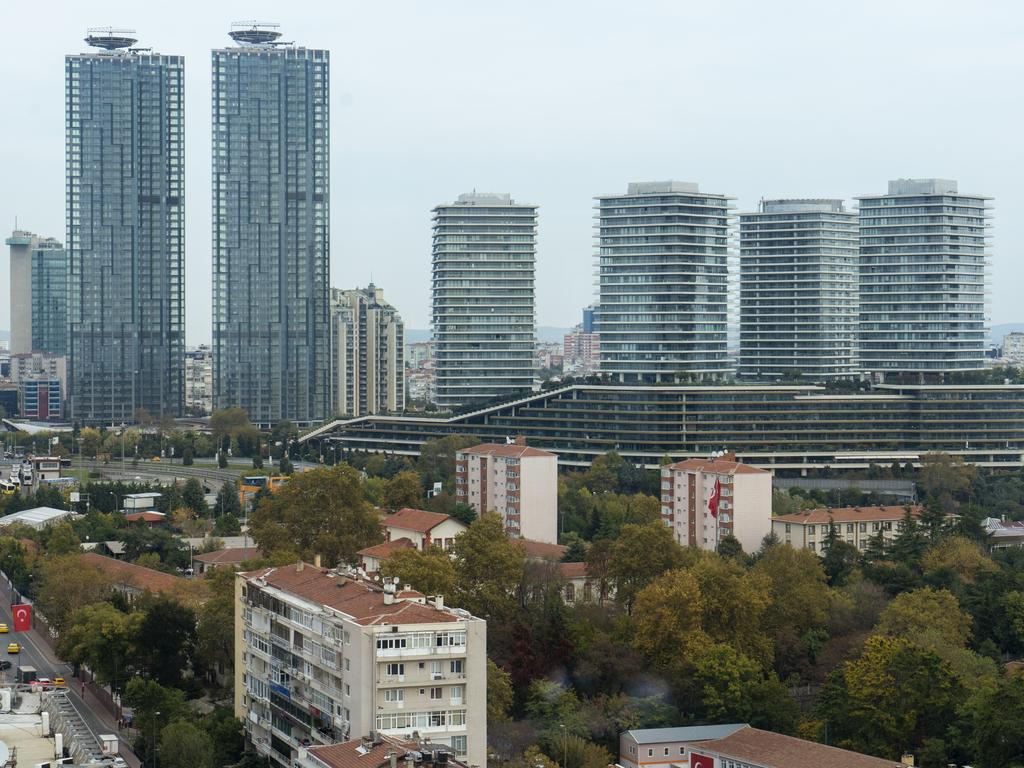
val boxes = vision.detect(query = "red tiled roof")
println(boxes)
[691,725,900,768]
[773,505,924,525]
[193,547,262,565]
[558,562,587,579]
[125,512,166,523]
[245,563,463,626]
[307,735,467,768]
[81,552,204,600]
[517,539,568,561]
[666,457,769,475]
[384,508,451,533]
[458,442,556,459]
[357,538,416,559]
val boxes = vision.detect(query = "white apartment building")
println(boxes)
[739,199,860,380]
[596,181,733,383]
[235,564,487,768]
[431,193,537,407]
[660,453,772,553]
[184,346,213,415]
[455,439,558,544]
[772,504,928,554]
[1003,332,1024,364]
[857,179,991,377]
[330,286,405,418]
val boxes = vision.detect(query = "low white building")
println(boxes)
[660,453,772,553]
[0,506,77,530]
[455,438,558,544]
[381,508,467,551]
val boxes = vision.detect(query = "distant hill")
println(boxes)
[406,326,572,345]
[993,324,1024,345]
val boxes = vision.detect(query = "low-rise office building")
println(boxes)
[661,453,772,552]
[455,439,558,543]
[772,505,927,554]
[235,563,486,768]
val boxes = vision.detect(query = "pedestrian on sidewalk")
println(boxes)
[80,681,85,697]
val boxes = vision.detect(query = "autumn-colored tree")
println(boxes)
[608,521,687,610]
[487,658,514,723]
[875,587,972,651]
[381,547,457,596]
[249,465,382,565]
[632,569,707,665]
[689,555,773,665]
[35,554,113,632]
[921,536,996,584]
[450,513,525,622]
[58,602,143,690]
[382,470,425,509]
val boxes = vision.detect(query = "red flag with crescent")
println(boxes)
[12,604,31,633]
[708,477,721,518]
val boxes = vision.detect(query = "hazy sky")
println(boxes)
[1,0,1021,345]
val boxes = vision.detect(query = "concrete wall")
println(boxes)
[519,454,558,544]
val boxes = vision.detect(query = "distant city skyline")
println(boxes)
[0,2,1022,345]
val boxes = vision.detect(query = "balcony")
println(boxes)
[375,645,467,659]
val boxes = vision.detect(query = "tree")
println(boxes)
[919,452,977,510]
[689,555,773,665]
[199,708,245,768]
[214,513,242,537]
[607,521,686,610]
[632,569,707,665]
[210,408,253,445]
[450,513,525,622]
[382,470,424,509]
[218,451,229,469]
[716,534,745,561]
[416,435,479,489]
[278,455,293,475]
[875,587,972,651]
[214,481,242,518]
[822,539,860,586]
[969,672,1024,768]
[819,635,961,760]
[123,677,187,749]
[44,523,81,555]
[249,464,382,565]
[134,595,197,687]
[80,427,102,458]
[889,508,928,566]
[921,536,996,585]
[35,554,113,632]
[488,658,514,723]
[381,548,457,596]
[58,602,142,690]
[182,478,209,516]
[196,569,236,682]
[182,447,194,466]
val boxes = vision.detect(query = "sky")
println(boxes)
[1,0,1021,346]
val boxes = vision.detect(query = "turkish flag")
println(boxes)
[690,753,714,768]
[708,477,721,518]
[12,604,31,633]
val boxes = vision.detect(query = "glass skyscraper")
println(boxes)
[857,179,990,377]
[212,24,330,426]
[66,30,185,424]
[32,238,70,357]
[431,193,537,408]
[596,181,732,383]
[739,199,859,380]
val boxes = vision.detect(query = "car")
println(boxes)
[6,643,19,654]
[54,676,65,685]
[0,623,9,633]
[0,660,11,670]
[32,677,52,690]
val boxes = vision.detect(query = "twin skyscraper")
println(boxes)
[66,24,328,426]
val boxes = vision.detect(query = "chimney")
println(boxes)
[515,435,526,446]
[721,450,736,462]
[434,595,444,611]
[296,561,305,572]
[314,554,322,568]
[900,755,915,766]
[383,580,396,605]
[390,754,398,768]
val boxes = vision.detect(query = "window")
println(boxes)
[565,584,575,602]
[648,750,653,757]
[377,637,407,650]
[384,689,404,702]
[859,523,867,533]
[430,687,443,700]
[450,660,464,674]
[784,523,791,533]
[664,748,670,756]
[386,663,404,676]
[430,661,443,678]
[846,523,854,533]
[679,747,685,755]
[809,542,816,552]
[451,736,467,755]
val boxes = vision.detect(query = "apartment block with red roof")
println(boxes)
[235,563,486,768]
[661,452,773,553]
[772,505,936,555]
[455,437,558,544]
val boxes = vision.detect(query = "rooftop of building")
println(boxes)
[383,508,456,533]
[665,452,769,476]
[242,563,478,626]
[357,538,416,559]
[458,437,556,460]
[193,546,262,565]
[688,725,903,768]
[773,504,924,525]
[124,511,167,523]
[304,733,469,768]
[80,552,205,600]
[517,540,568,561]
[626,724,746,744]
[0,506,78,529]
[557,562,588,580]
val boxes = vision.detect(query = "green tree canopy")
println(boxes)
[381,547,457,596]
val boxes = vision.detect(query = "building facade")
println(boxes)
[858,178,990,378]
[431,193,537,407]
[660,453,772,552]
[739,199,859,380]
[455,439,558,543]
[305,383,1024,470]
[6,232,68,357]
[17,379,62,421]
[66,31,185,424]
[1003,332,1024,364]
[212,24,330,426]
[329,286,405,418]
[235,564,486,768]
[772,505,927,554]
[184,345,214,415]
[596,181,733,383]
[563,328,600,374]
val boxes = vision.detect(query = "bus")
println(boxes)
[0,481,15,495]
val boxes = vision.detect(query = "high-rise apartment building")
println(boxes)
[596,181,733,383]
[6,231,67,356]
[184,345,214,416]
[329,286,405,418]
[857,179,990,377]
[431,193,537,407]
[455,438,558,544]
[66,30,185,424]
[212,24,330,426]
[738,199,859,380]
[235,563,487,768]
